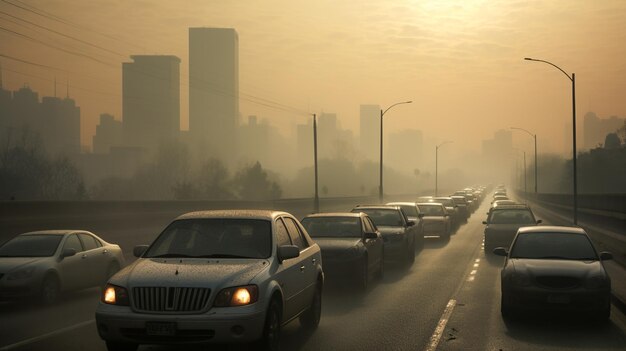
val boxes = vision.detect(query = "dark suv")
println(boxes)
[350,205,418,266]
[482,204,541,253]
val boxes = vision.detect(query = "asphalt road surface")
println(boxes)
[1,197,625,351]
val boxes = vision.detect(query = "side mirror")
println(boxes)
[60,248,76,259]
[364,231,378,240]
[493,247,508,257]
[536,219,543,224]
[133,245,149,258]
[600,251,613,261]
[482,221,488,225]
[278,245,300,263]
[406,220,415,227]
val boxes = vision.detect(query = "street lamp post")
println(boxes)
[524,57,577,225]
[435,141,452,197]
[312,113,319,213]
[511,127,538,193]
[379,100,412,203]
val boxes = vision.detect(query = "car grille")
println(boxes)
[535,276,580,289]
[132,287,211,313]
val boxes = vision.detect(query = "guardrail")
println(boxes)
[515,191,626,220]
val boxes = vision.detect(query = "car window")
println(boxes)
[400,205,418,217]
[365,217,378,232]
[283,217,308,250]
[78,233,100,251]
[0,234,63,257]
[275,218,292,247]
[510,233,598,260]
[417,205,445,216]
[63,234,83,253]
[301,216,361,238]
[144,219,272,259]
[489,209,535,224]
[354,209,403,227]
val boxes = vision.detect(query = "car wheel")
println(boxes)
[105,341,138,351]
[500,292,515,320]
[376,253,385,280]
[300,284,322,330]
[258,298,281,351]
[356,259,368,290]
[593,305,610,323]
[40,274,60,304]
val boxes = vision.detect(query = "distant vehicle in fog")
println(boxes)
[0,230,124,304]
[494,226,612,321]
[301,212,384,290]
[386,202,425,236]
[483,205,541,252]
[416,203,451,240]
[450,195,470,221]
[351,205,419,266]
[96,210,323,351]
[433,197,461,228]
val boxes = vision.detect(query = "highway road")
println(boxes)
[1,196,625,351]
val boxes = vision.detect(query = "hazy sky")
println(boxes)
[1,0,625,155]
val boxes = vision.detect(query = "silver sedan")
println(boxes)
[0,230,125,304]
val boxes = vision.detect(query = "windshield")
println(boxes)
[301,217,361,238]
[433,198,454,207]
[418,205,445,216]
[0,234,63,257]
[144,219,272,259]
[510,233,598,260]
[488,209,535,224]
[354,209,403,227]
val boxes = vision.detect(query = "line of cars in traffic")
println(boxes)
[483,185,614,322]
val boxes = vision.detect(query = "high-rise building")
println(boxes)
[360,104,380,161]
[40,96,80,155]
[122,55,180,154]
[189,27,239,160]
[93,113,123,154]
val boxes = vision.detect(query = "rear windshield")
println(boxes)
[144,219,272,259]
[0,234,63,257]
[510,233,597,260]
[452,197,467,205]
[489,209,535,224]
[353,209,403,227]
[301,217,361,238]
[434,198,453,207]
[418,205,445,216]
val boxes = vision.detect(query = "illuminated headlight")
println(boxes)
[7,266,35,280]
[214,285,259,307]
[584,275,609,289]
[102,284,130,306]
[510,272,531,287]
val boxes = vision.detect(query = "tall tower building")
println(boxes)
[360,104,380,161]
[122,55,180,154]
[189,27,239,160]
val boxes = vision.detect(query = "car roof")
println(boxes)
[491,204,531,210]
[416,202,443,206]
[386,202,417,206]
[518,226,586,234]
[21,230,81,236]
[176,209,289,221]
[353,205,400,210]
[433,196,453,200]
[303,212,363,218]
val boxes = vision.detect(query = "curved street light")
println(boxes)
[511,127,537,193]
[435,141,453,197]
[524,57,578,225]
[379,100,412,203]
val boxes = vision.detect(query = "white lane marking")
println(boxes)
[0,319,95,351]
[467,276,476,282]
[425,299,457,351]
[475,259,480,263]
[473,263,479,268]
[470,269,477,275]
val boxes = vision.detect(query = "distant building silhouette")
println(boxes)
[360,104,380,161]
[93,113,123,154]
[189,27,239,161]
[0,85,80,155]
[122,55,181,155]
[583,112,624,150]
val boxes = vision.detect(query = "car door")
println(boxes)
[57,234,87,291]
[78,233,107,287]
[283,216,317,315]
[272,217,302,322]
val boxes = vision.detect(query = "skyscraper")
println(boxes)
[122,55,180,154]
[189,27,239,160]
[360,104,380,161]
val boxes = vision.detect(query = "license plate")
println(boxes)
[547,294,570,304]
[146,322,176,336]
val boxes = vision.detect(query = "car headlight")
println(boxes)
[7,266,36,280]
[585,275,609,289]
[102,284,130,306]
[509,272,531,287]
[214,285,259,307]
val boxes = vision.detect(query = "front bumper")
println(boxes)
[95,303,266,345]
[503,285,610,312]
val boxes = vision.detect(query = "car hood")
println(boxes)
[314,238,361,251]
[0,257,47,272]
[486,223,534,233]
[377,226,406,235]
[111,258,270,288]
[510,259,604,278]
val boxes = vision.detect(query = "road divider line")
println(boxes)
[0,319,95,351]
[425,299,457,351]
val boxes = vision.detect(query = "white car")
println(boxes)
[0,230,125,304]
[95,210,324,351]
